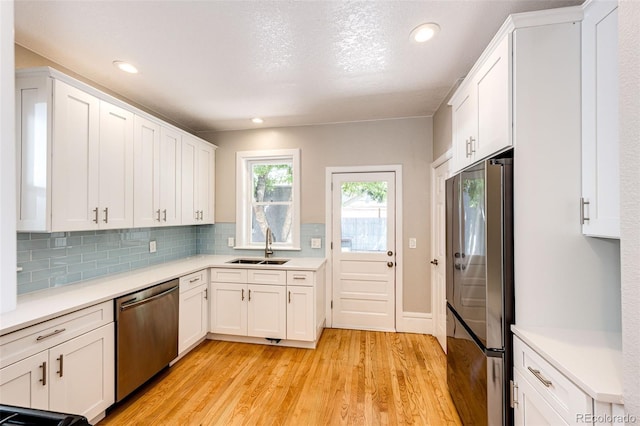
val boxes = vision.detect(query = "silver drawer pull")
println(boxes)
[293,275,306,280]
[527,366,552,387]
[189,278,199,283]
[36,328,66,341]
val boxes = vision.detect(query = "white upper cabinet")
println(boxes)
[450,32,510,173]
[182,135,215,225]
[133,116,182,227]
[16,67,216,232]
[581,0,620,238]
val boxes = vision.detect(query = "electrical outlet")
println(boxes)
[311,238,322,249]
[149,240,157,253]
[228,237,235,247]
[409,238,417,249]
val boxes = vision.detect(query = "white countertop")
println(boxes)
[511,324,623,404]
[0,255,326,336]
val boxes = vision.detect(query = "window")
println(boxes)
[236,149,300,250]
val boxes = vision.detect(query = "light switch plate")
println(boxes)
[311,238,322,249]
[409,238,417,249]
[228,237,235,247]
[149,240,157,253]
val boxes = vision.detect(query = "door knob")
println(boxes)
[387,261,394,268]
[430,259,439,265]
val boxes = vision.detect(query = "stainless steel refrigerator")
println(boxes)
[445,155,514,426]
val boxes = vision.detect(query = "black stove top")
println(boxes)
[0,405,90,426]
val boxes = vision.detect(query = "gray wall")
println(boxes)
[200,117,434,314]
[619,0,640,418]
[432,80,461,159]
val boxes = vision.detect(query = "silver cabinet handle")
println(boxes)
[292,275,306,280]
[57,354,64,377]
[36,328,66,341]
[580,197,590,224]
[200,210,204,220]
[527,366,552,387]
[248,289,251,302]
[241,289,245,301]
[189,278,199,283]
[465,139,470,157]
[163,209,167,222]
[204,288,208,300]
[288,291,291,303]
[156,209,161,222]
[469,136,476,154]
[93,207,99,224]
[103,207,109,223]
[40,362,47,386]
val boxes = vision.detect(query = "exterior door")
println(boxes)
[431,158,450,352]
[331,172,396,331]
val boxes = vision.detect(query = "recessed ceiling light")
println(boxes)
[410,23,440,43]
[113,60,138,74]
[252,117,264,124]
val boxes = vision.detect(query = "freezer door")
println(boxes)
[447,307,505,426]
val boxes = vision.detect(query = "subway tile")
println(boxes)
[30,233,51,240]
[17,272,32,285]
[32,266,66,282]
[96,257,120,268]
[51,255,83,267]
[32,247,67,260]
[82,267,109,280]
[18,258,51,272]
[17,251,30,262]
[67,243,97,256]
[108,247,131,258]
[118,254,141,264]
[17,233,30,240]
[130,259,150,270]
[96,240,120,251]
[82,251,108,262]
[17,239,49,251]
[108,263,131,274]
[52,272,82,286]
[17,279,50,294]
[67,261,97,274]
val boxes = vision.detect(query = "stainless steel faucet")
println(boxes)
[265,227,274,258]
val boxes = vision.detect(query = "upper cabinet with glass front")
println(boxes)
[15,67,216,232]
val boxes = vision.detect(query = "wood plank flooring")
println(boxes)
[99,329,461,425]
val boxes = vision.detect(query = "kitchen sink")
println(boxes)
[226,258,290,265]
[260,259,289,265]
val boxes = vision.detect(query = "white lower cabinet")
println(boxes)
[209,266,324,345]
[0,303,114,422]
[178,270,209,355]
[286,285,314,342]
[514,368,569,425]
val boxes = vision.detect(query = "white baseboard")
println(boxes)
[396,311,433,334]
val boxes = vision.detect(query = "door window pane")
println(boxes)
[340,181,387,252]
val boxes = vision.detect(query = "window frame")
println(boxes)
[235,149,301,251]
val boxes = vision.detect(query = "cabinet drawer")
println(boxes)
[248,270,286,286]
[180,269,208,292]
[210,268,247,283]
[513,336,592,424]
[287,271,314,286]
[0,301,113,369]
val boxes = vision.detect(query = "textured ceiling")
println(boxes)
[14,0,582,133]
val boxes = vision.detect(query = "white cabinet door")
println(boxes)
[476,35,510,160]
[286,285,314,341]
[210,282,247,335]
[48,323,115,421]
[451,86,476,172]
[181,136,199,225]
[133,115,161,227]
[0,351,48,410]
[159,126,182,226]
[581,1,619,238]
[247,284,286,339]
[179,284,208,354]
[514,369,569,426]
[51,80,100,231]
[98,101,134,230]
[198,141,215,224]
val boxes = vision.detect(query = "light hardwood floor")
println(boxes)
[99,329,461,425]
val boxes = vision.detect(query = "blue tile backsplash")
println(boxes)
[16,223,325,295]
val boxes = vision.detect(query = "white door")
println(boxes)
[181,136,198,225]
[0,351,49,409]
[210,282,247,335]
[48,323,115,421]
[160,126,182,226]
[198,142,215,224]
[331,172,396,331]
[247,284,286,339]
[179,284,208,354]
[133,115,161,227]
[431,159,450,352]
[98,100,134,229]
[287,285,314,342]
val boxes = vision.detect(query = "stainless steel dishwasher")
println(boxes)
[114,279,179,402]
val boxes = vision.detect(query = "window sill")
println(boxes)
[233,246,302,251]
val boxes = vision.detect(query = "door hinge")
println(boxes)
[510,380,518,408]
[330,300,333,309]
